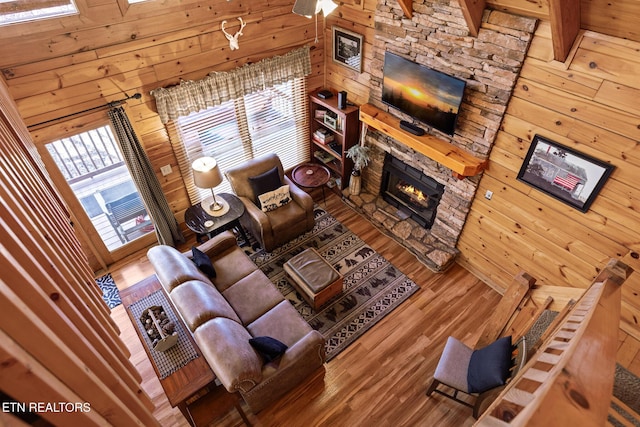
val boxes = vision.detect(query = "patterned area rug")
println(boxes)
[244,207,420,361]
[96,273,122,309]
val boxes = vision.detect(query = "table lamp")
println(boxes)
[192,157,228,216]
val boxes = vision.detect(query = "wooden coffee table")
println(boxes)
[291,163,331,204]
[121,276,250,426]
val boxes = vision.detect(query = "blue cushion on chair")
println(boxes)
[248,166,282,205]
[467,336,512,393]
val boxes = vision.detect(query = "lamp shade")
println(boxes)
[319,0,338,16]
[292,0,317,17]
[192,157,223,189]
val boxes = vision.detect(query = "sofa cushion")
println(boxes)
[249,336,288,363]
[148,245,212,292]
[170,280,241,331]
[265,199,307,235]
[248,166,281,205]
[192,246,216,278]
[195,318,263,393]
[247,300,314,347]
[209,245,259,292]
[222,270,284,325]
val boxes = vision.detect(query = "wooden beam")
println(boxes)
[475,271,535,348]
[397,0,412,18]
[458,0,485,37]
[548,0,581,61]
[359,103,487,178]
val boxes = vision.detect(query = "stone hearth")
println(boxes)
[343,1,536,272]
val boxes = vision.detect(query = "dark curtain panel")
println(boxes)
[108,106,184,246]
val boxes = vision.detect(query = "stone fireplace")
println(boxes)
[343,1,536,272]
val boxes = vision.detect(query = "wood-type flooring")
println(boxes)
[109,190,640,427]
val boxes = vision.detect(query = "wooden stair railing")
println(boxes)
[475,259,633,426]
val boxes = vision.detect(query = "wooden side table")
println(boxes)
[121,276,251,426]
[291,163,331,204]
[184,192,249,244]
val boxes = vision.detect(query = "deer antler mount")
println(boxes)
[221,17,247,51]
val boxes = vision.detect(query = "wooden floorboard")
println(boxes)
[107,189,640,426]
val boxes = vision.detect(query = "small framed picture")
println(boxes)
[517,134,614,212]
[332,26,363,72]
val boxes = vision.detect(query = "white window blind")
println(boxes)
[168,77,309,205]
[0,0,77,25]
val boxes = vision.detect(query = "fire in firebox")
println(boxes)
[397,182,430,209]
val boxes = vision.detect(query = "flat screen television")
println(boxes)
[381,51,466,136]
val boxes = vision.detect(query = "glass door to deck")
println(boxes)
[43,124,155,264]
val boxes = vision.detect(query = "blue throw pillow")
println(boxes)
[249,336,288,363]
[467,336,513,393]
[248,166,282,205]
[191,246,216,278]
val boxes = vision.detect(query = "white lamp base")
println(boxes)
[201,197,229,217]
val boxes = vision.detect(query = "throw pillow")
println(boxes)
[191,246,216,278]
[467,335,513,393]
[258,185,291,212]
[248,166,282,205]
[249,336,288,363]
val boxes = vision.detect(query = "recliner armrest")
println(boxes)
[240,196,273,237]
[285,175,314,213]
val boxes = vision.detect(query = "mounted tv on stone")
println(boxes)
[381,52,466,136]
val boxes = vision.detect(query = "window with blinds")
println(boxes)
[0,0,77,25]
[170,77,310,205]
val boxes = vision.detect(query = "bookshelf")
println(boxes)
[309,90,360,190]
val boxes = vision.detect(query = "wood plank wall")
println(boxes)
[486,0,640,43]
[324,0,376,106]
[0,77,158,426]
[324,1,640,340]
[0,0,324,269]
[456,22,640,340]
[0,1,638,331]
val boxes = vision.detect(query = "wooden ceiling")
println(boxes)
[395,0,639,62]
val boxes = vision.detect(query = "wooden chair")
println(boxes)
[426,335,527,418]
[426,271,538,418]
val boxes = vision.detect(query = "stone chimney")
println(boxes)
[344,2,536,272]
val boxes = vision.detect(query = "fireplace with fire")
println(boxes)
[381,154,445,229]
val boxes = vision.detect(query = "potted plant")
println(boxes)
[345,144,371,196]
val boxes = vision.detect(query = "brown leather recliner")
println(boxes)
[225,153,315,252]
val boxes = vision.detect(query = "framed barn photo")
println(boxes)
[517,135,614,212]
[332,26,363,72]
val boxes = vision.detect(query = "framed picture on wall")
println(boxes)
[332,26,363,72]
[517,134,614,212]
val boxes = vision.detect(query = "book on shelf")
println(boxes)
[313,150,334,164]
[313,128,335,144]
[328,141,341,155]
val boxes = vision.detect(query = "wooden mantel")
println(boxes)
[359,103,487,178]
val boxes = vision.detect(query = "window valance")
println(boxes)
[150,45,311,124]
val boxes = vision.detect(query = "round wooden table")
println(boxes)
[291,163,331,204]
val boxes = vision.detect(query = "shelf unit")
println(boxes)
[359,103,487,178]
[309,90,360,190]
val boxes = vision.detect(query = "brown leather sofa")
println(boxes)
[147,231,326,412]
[225,153,315,252]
